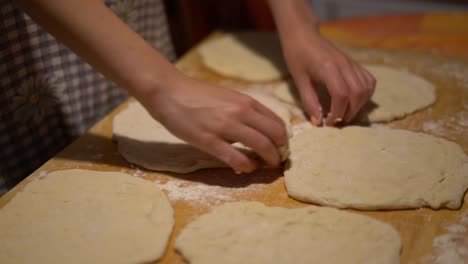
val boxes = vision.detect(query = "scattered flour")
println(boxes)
[422,111,468,138]
[445,224,467,234]
[433,234,468,264]
[152,177,269,208]
[154,179,233,206]
[37,171,48,179]
[429,62,468,89]
[422,211,468,264]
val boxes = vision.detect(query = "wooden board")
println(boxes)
[1,32,467,263]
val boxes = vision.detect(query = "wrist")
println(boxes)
[128,63,183,110]
[268,0,319,37]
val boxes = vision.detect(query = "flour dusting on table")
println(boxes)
[421,211,468,264]
[153,177,270,208]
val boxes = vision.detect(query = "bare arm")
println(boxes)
[268,0,376,126]
[16,0,176,101]
[16,0,288,172]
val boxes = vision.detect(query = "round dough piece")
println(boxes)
[273,65,436,122]
[0,169,174,264]
[285,127,468,210]
[113,92,291,173]
[198,32,288,81]
[176,201,401,264]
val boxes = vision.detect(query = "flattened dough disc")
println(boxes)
[176,201,401,264]
[0,169,174,264]
[285,127,468,210]
[198,32,288,81]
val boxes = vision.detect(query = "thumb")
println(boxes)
[293,75,323,126]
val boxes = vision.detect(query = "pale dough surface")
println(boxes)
[198,32,288,81]
[176,201,401,264]
[285,127,468,210]
[113,92,291,173]
[0,169,174,264]
[273,64,436,122]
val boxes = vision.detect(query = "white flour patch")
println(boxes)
[445,224,467,234]
[422,111,468,138]
[429,62,468,89]
[421,212,468,264]
[37,171,48,179]
[153,177,270,208]
[131,168,146,177]
[154,178,234,207]
[422,121,448,136]
[433,234,468,264]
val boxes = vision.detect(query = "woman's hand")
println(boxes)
[17,0,288,174]
[268,0,376,126]
[139,74,288,173]
[282,30,376,126]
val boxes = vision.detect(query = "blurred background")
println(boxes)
[163,0,468,57]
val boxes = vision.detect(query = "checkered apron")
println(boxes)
[0,0,175,195]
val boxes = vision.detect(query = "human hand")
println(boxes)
[281,30,376,126]
[268,0,376,126]
[139,74,288,173]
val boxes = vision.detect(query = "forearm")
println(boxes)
[267,0,319,38]
[15,0,179,101]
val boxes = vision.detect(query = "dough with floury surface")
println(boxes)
[285,126,468,210]
[176,201,401,264]
[198,32,288,81]
[0,169,174,264]
[113,92,291,173]
[273,64,436,123]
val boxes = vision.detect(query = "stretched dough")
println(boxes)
[273,65,436,122]
[198,32,288,81]
[0,169,174,264]
[176,201,401,264]
[113,92,291,173]
[285,127,468,210]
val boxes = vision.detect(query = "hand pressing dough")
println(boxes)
[285,127,468,210]
[273,65,436,122]
[113,92,291,173]
[198,32,288,81]
[176,201,401,264]
[0,169,174,264]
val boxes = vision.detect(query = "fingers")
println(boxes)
[293,74,323,126]
[251,97,285,130]
[203,97,288,170]
[343,63,377,122]
[193,133,258,173]
[221,121,281,167]
[242,105,288,147]
[341,63,368,122]
[320,64,349,126]
[317,58,377,125]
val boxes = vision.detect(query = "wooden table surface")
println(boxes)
[1,12,468,264]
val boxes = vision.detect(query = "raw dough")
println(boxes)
[285,127,468,210]
[0,169,174,264]
[198,32,288,81]
[113,92,291,173]
[273,65,436,122]
[176,201,401,264]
